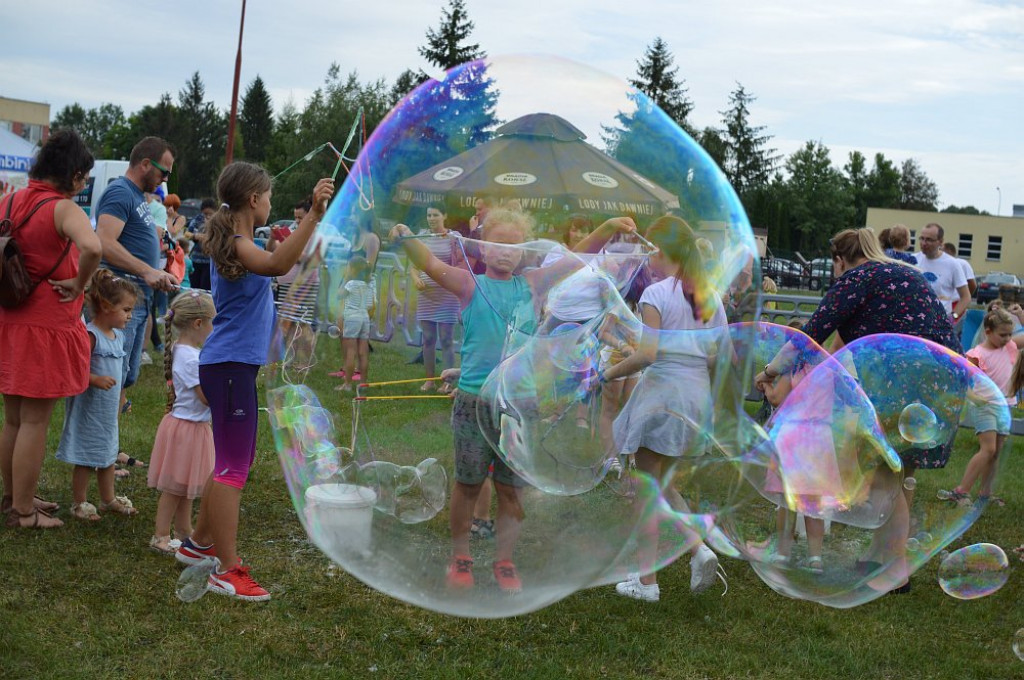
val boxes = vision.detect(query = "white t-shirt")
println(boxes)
[171,344,211,422]
[955,257,975,286]
[914,252,967,314]
[639,277,728,360]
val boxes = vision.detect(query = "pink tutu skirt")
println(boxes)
[147,414,214,499]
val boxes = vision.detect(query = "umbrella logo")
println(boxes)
[582,172,619,189]
[494,172,537,186]
[432,166,464,182]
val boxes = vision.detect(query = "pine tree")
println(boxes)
[176,72,226,197]
[239,75,274,163]
[419,0,485,70]
[719,83,778,197]
[630,37,694,135]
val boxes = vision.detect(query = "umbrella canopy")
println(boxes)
[393,113,679,217]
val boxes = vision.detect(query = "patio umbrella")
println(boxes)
[393,113,679,218]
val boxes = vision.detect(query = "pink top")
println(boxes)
[967,341,1019,406]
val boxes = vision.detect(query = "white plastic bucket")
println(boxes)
[304,483,377,554]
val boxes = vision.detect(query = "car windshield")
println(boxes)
[984,274,1016,284]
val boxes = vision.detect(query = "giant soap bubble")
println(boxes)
[266,54,758,617]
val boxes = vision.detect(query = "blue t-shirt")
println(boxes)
[458,274,535,395]
[200,263,276,366]
[97,177,159,282]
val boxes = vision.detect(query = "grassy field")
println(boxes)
[1,335,1021,680]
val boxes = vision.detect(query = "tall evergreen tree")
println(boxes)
[419,0,485,70]
[239,75,274,163]
[783,140,853,252]
[844,150,869,225]
[719,83,778,197]
[864,152,902,212]
[630,37,694,135]
[176,72,226,197]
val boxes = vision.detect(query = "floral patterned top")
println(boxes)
[803,261,961,353]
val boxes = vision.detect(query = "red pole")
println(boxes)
[225,0,247,165]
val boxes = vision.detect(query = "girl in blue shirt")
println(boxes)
[175,162,333,602]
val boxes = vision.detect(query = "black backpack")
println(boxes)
[0,193,69,308]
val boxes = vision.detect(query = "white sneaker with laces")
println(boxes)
[615,579,660,602]
[690,545,720,593]
[139,351,153,366]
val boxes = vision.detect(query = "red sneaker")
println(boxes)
[446,555,474,589]
[175,537,217,566]
[328,369,346,379]
[207,563,271,602]
[492,560,522,594]
[351,372,362,382]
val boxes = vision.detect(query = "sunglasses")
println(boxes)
[149,158,171,179]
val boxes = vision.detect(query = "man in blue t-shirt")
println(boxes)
[95,136,177,407]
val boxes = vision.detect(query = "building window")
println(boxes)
[909,230,916,250]
[987,235,1002,261]
[958,234,973,259]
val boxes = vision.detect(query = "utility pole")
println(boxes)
[225,0,247,165]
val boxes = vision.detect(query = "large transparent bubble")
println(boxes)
[266,54,757,617]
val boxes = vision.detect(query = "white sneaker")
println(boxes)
[615,579,660,602]
[690,545,720,593]
[139,351,153,366]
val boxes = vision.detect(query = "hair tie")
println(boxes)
[166,309,175,321]
[221,203,230,210]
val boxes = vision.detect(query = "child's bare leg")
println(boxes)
[473,477,493,522]
[775,507,795,557]
[72,465,93,504]
[174,496,195,538]
[634,447,666,585]
[978,434,1005,497]
[357,338,370,381]
[154,491,180,538]
[599,380,624,455]
[97,465,116,505]
[420,320,438,385]
[342,337,357,384]
[804,515,825,558]
[493,480,523,563]
[955,431,998,494]
[450,480,484,557]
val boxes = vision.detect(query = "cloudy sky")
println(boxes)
[4,0,1021,213]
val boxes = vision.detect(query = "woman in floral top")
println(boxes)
[756,228,965,593]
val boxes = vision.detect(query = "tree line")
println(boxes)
[50,0,987,248]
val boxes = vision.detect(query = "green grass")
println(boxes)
[1,337,1022,680]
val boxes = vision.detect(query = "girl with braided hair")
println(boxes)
[146,290,216,554]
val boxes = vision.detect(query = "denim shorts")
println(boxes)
[967,400,1011,435]
[342,315,370,339]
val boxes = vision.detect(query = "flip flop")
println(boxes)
[120,399,132,415]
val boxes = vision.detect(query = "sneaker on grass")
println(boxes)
[690,544,720,593]
[615,579,660,602]
[492,560,522,594]
[208,563,271,602]
[176,537,218,567]
[446,555,474,589]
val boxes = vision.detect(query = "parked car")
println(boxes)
[179,198,203,222]
[976,272,1022,304]
[762,257,805,288]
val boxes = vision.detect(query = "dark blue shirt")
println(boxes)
[200,264,275,366]
[96,177,159,284]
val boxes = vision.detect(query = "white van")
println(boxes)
[74,160,129,224]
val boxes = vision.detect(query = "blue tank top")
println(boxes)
[458,274,535,395]
[200,263,275,366]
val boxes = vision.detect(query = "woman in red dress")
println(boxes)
[0,130,102,528]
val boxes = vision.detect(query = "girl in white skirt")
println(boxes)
[147,291,217,554]
[600,215,728,602]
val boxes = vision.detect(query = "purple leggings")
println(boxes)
[199,362,260,489]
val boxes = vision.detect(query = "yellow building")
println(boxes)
[867,208,1024,277]
[0,96,50,145]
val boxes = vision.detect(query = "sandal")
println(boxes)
[117,452,147,468]
[421,381,436,392]
[99,496,137,516]
[6,507,63,529]
[1,495,60,514]
[149,535,181,555]
[437,383,453,395]
[120,399,132,415]
[71,501,102,522]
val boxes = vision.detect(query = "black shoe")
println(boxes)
[407,350,424,365]
[888,582,912,595]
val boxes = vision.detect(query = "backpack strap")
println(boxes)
[2,194,71,287]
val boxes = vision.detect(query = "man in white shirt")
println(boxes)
[943,242,977,297]
[914,223,970,320]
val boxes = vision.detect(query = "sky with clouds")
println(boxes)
[3,0,1021,213]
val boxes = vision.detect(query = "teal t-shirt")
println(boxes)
[458,274,535,395]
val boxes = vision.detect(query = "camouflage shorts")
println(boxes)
[450,390,526,487]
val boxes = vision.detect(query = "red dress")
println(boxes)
[0,180,90,398]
